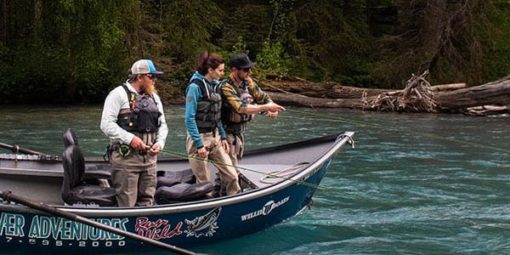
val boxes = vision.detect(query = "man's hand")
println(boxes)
[265,102,286,112]
[148,143,161,156]
[130,136,147,150]
[267,110,279,119]
[197,147,208,158]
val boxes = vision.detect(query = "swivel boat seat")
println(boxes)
[61,128,116,206]
[155,169,214,204]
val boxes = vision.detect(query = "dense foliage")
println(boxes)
[1,0,509,103]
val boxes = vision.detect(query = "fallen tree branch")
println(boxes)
[266,91,364,108]
[465,105,509,116]
[362,71,437,112]
[431,83,466,92]
[261,80,389,98]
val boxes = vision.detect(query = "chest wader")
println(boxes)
[110,85,161,162]
[218,79,255,147]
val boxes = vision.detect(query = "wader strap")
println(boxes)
[122,85,136,110]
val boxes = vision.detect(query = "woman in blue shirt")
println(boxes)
[184,52,240,196]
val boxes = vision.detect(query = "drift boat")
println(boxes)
[0,131,354,254]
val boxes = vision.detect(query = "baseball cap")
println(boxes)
[130,59,163,76]
[230,53,256,69]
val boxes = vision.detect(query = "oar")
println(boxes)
[0,142,45,155]
[0,190,199,255]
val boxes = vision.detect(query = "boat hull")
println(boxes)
[0,132,353,253]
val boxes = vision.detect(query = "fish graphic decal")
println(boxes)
[184,207,222,238]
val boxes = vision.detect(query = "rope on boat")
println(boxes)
[260,162,310,184]
[161,149,325,190]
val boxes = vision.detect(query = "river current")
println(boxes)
[0,105,509,255]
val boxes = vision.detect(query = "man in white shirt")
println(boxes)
[100,59,168,207]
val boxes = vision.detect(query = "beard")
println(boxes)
[142,83,156,95]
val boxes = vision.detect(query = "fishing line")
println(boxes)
[276,112,357,125]
[265,81,509,153]
[265,81,510,154]
[282,107,510,155]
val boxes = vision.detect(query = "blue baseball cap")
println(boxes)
[131,59,163,75]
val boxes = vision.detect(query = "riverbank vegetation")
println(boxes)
[1,0,510,104]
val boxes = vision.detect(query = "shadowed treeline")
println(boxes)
[1,0,509,104]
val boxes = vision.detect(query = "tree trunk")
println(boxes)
[266,91,364,108]
[1,0,9,45]
[431,83,465,92]
[264,76,510,113]
[262,80,389,98]
[435,76,510,112]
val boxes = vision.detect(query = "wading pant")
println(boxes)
[186,131,240,195]
[111,151,157,207]
[226,133,244,167]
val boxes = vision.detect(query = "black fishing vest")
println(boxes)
[219,79,254,134]
[116,85,161,133]
[192,79,222,133]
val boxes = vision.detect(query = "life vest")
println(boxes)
[192,79,222,133]
[218,79,255,133]
[116,85,161,133]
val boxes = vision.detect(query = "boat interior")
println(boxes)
[0,130,347,208]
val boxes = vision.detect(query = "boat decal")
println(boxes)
[241,196,290,221]
[1,212,134,248]
[184,207,221,238]
[28,215,128,240]
[0,212,25,237]
[134,217,183,240]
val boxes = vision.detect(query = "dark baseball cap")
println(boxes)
[230,53,256,69]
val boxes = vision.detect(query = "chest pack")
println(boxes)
[192,79,222,132]
[116,85,161,133]
[219,79,254,124]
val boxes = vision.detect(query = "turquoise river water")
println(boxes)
[0,105,509,255]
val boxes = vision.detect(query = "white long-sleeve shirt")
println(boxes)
[100,82,168,150]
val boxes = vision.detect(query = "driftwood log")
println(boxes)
[361,71,437,112]
[435,76,510,111]
[262,73,510,115]
[465,105,510,116]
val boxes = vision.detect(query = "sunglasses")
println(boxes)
[240,68,251,72]
[146,74,159,80]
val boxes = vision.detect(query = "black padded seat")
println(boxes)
[84,164,112,180]
[155,169,214,204]
[157,169,194,188]
[155,182,214,204]
[61,129,116,206]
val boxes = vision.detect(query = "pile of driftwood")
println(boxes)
[262,71,510,116]
[361,71,437,112]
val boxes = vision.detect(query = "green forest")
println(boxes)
[1,0,510,104]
